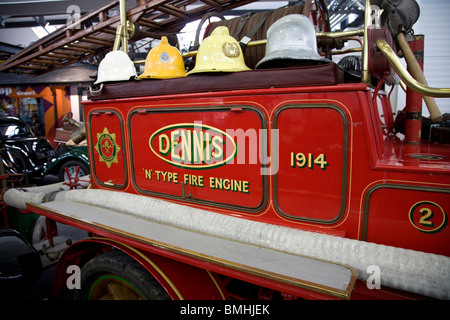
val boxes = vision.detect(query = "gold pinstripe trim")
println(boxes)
[89,236,185,300]
[27,201,356,300]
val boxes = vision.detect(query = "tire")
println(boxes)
[75,250,171,300]
[58,160,89,181]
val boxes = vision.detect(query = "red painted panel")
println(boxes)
[274,105,348,223]
[365,185,450,256]
[129,107,266,210]
[89,111,127,187]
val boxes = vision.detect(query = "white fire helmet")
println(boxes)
[94,50,137,84]
[256,14,329,69]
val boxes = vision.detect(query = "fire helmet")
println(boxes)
[94,50,137,84]
[139,36,186,79]
[256,14,329,69]
[187,26,250,75]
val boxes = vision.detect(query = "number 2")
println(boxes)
[419,208,434,227]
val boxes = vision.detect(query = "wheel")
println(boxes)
[75,250,171,300]
[58,159,89,181]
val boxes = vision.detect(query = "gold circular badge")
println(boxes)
[408,200,447,234]
[222,42,240,58]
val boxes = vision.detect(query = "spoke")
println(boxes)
[99,280,141,300]
[89,275,145,300]
[107,282,125,300]
[100,293,114,300]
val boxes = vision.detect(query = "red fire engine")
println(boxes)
[1,0,449,300]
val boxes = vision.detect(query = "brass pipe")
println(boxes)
[316,29,364,39]
[176,39,264,59]
[120,0,128,54]
[397,32,442,122]
[113,0,129,53]
[361,0,371,84]
[376,39,450,98]
[399,79,407,92]
[181,39,268,59]
[349,36,363,47]
[113,24,123,51]
[332,47,362,55]
[243,39,267,46]
[179,31,364,60]
[332,36,363,55]
[135,29,365,62]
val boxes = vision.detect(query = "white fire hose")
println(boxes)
[3,185,449,299]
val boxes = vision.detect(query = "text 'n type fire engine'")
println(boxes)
[2,0,450,300]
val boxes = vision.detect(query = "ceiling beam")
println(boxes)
[0,0,113,17]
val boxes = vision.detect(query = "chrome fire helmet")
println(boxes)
[256,14,329,69]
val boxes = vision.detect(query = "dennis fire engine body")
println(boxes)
[2,1,449,300]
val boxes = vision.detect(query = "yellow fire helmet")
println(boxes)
[187,26,250,75]
[139,36,186,79]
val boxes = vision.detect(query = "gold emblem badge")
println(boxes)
[222,42,240,58]
[94,127,121,168]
